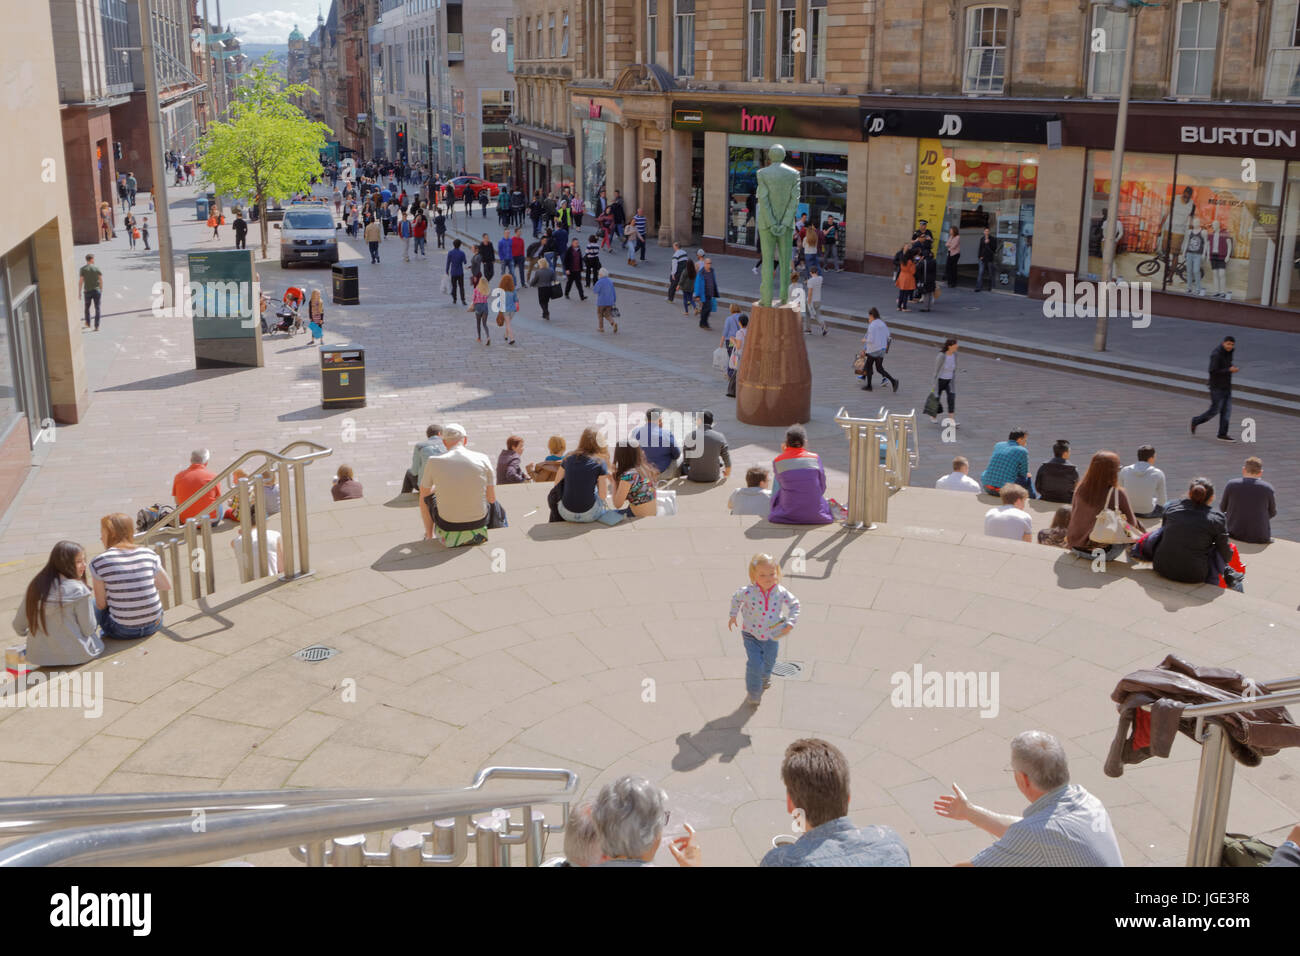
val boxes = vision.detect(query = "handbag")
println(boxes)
[1091,486,1141,545]
[495,312,505,327]
[611,307,621,318]
[924,391,942,417]
[853,351,869,375]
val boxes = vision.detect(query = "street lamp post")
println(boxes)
[129,2,173,295]
[1093,0,1143,352]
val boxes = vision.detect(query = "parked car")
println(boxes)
[276,203,340,267]
[447,176,502,202]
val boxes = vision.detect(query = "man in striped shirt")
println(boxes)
[633,209,647,261]
[934,730,1124,866]
[667,242,689,303]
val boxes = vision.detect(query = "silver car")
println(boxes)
[277,203,340,267]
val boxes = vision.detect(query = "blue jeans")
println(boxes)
[1192,387,1232,438]
[558,498,625,526]
[804,252,820,273]
[743,632,779,698]
[977,259,993,290]
[96,605,162,640]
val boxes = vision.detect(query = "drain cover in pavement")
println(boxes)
[771,661,803,678]
[293,645,339,663]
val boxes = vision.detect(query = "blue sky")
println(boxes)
[217,1,324,44]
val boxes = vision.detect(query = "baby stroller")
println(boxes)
[264,292,304,336]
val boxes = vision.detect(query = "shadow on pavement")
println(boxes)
[672,702,755,771]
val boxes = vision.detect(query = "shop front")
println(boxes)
[861,106,1060,295]
[513,129,574,197]
[1067,109,1300,323]
[672,98,861,256]
[573,94,625,207]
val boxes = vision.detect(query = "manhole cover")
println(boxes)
[771,661,803,678]
[293,645,339,663]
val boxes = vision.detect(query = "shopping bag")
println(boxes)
[656,489,678,516]
[712,347,728,372]
[439,275,449,294]
[924,392,942,417]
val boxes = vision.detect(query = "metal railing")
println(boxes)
[1182,676,1300,867]
[834,407,918,529]
[0,767,577,867]
[140,441,332,608]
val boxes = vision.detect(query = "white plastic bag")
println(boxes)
[439,274,450,294]
[712,347,727,372]
[656,489,678,516]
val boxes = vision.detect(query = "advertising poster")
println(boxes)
[187,250,264,369]
[915,139,949,236]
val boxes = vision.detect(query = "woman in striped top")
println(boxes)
[90,513,172,640]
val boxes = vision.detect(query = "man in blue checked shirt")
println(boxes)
[934,730,1123,866]
[979,427,1038,498]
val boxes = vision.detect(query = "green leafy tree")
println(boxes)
[196,59,332,259]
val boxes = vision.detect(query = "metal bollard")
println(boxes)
[475,819,506,866]
[389,829,425,866]
[1186,723,1235,867]
[431,818,456,856]
[525,809,547,867]
[330,833,367,867]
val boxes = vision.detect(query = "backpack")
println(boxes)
[136,503,174,533]
[1220,833,1276,866]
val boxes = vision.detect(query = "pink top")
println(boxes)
[946,234,961,255]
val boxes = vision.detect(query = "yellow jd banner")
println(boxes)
[915,138,950,236]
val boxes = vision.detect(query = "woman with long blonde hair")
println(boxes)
[89,513,172,640]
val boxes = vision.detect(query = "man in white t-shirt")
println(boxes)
[984,484,1033,542]
[419,422,497,544]
[804,267,827,335]
[231,528,284,580]
[936,456,982,494]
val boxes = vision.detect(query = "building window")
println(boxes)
[525,17,532,58]
[1087,6,1129,97]
[808,0,827,81]
[1172,1,1219,98]
[1264,0,1300,99]
[561,13,569,57]
[648,0,658,64]
[778,0,796,79]
[507,18,514,71]
[537,18,543,60]
[549,14,556,58]
[674,0,694,77]
[748,0,765,80]
[963,6,1008,94]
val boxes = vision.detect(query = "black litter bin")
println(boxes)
[321,346,365,409]
[332,264,359,305]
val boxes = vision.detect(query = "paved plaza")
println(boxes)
[0,186,1297,865]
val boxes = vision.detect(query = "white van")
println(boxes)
[276,202,340,267]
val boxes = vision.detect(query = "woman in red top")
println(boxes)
[412,211,428,257]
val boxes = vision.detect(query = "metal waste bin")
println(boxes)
[206,190,219,216]
[196,197,209,220]
[332,264,359,305]
[321,346,365,409]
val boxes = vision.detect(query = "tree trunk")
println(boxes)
[259,198,269,260]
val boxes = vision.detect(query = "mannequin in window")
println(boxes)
[1207,219,1233,299]
[1161,186,1196,265]
[1181,217,1208,296]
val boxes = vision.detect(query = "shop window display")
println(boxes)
[727,144,848,248]
[1079,151,1294,308]
[926,144,1038,293]
[581,119,607,205]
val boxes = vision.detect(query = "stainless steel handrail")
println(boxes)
[0,767,578,867]
[140,441,332,605]
[884,409,918,491]
[834,406,890,529]
[1181,677,1300,867]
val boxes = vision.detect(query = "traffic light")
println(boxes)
[113,142,123,161]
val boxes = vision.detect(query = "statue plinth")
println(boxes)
[736,302,811,426]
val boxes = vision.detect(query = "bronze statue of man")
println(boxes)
[755,145,801,308]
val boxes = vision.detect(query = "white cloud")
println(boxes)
[228,9,316,45]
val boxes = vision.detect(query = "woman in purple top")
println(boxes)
[767,426,834,525]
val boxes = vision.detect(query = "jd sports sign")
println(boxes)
[862,109,1056,144]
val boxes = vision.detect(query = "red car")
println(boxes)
[445,176,502,201]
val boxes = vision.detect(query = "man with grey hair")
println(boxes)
[549,802,603,867]
[591,775,698,866]
[419,422,497,546]
[173,448,220,526]
[933,730,1123,866]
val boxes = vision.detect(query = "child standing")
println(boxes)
[308,289,325,344]
[728,553,800,705]
[726,314,748,398]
